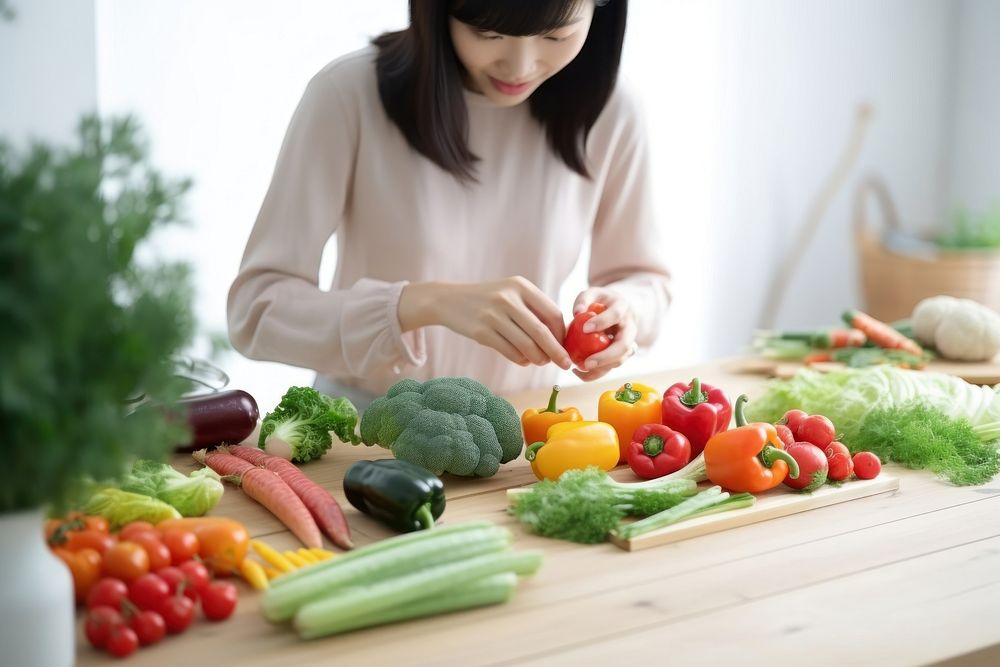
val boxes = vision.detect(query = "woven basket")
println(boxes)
[854,175,1000,322]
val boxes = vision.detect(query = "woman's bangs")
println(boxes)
[449,0,582,36]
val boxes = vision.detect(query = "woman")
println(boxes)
[228,0,670,408]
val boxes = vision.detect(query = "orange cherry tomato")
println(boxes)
[129,533,171,571]
[54,547,102,603]
[62,530,117,555]
[101,542,150,583]
[119,522,157,541]
[46,514,110,541]
[156,518,249,575]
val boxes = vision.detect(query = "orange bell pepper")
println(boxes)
[597,382,662,463]
[521,385,583,445]
[525,421,620,481]
[704,395,800,493]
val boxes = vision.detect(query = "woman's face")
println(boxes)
[449,1,595,107]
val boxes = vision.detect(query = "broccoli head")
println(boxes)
[258,386,360,463]
[359,377,524,477]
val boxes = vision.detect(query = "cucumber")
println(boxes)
[262,524,511,621]
[295,572,518,639]
[294,550,543,639]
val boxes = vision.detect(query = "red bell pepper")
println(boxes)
[626,424,691,480]
[563,303,612,367]
[661,377,732,457]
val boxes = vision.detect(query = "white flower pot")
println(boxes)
[0,508,75,667]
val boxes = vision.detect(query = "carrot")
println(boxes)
[224,445,354,550]
[192,448,255,476]
[230,467,323,549]
[842,309,923,357]
[803,352,834,365]
[194,448,323,549]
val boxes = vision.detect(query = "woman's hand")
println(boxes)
[570,287,638,381]
[399,277,572,369]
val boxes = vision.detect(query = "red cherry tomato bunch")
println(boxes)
[64,520,239,658]
[778,409,882,490]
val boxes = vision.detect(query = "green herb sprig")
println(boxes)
[0,115,196,513]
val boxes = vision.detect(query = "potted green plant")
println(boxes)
[0,116,196,665]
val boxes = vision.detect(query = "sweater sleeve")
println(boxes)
[587,87,672,350]
[227,67,426,377]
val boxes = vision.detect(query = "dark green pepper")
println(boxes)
[343,459,445,532]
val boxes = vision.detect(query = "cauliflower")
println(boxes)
[911,296,1000,361]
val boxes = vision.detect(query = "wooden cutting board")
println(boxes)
[729,356,1000,385]
[608,475,900,552]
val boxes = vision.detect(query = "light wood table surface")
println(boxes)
[77,358,1000,666]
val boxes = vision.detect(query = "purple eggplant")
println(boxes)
[175,390,259,452]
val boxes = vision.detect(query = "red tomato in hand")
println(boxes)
[563,303,612,367]
[129,610,166,646]
[201,581,238,621]
[84,606,124,649]
[105,624,139,658]
[87,578,129,611]
[159,595,195,634]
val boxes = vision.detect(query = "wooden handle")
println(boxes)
[853,174,902,238]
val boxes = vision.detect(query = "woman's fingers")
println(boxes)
[478,329,530,366]
[506,305,572,369]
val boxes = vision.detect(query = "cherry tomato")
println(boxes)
[853,451,882,479]
[798,414,837,449]
[87,577,129,611]
[129,610,166,646]
[119,521,156,541]
[62,529,116,555]
[780,409,809,437]
[84,606,124,649]
[102,542,150,584]
[53,547,102,603]
[128,573,170,611]
[825,442,855,481]
[178,560,211,594]
[47,514,110,540]
[130,532,172,571]
[159,595,195,634]
[156,566,199,602]
[105,624,139,658]
[161,529,199,565]
[200,581,238,621]
[156,518,249,575]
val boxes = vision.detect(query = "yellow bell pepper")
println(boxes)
[597,382,662,463]
[525,421,620,481]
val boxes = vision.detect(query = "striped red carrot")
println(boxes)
[193,448,323,549]
[842,310,923,357]
[231,467,322,549]
[224,445,353,550]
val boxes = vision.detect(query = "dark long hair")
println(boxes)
[372,0,628,181]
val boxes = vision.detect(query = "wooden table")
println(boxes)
[77,359,1000,666]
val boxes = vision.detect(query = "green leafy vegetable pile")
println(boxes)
[1,116,196,513]
[747,366,1000,445]
[360,377,523,477]
[852,403,1000,485]
[508,467,753,544]
[120,459,224,516]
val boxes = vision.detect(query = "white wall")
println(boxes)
[947,0,1000,214]
[4,1,985,411]
[0,0,97,144]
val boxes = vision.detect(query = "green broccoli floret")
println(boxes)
[258,386,360,463]
[359,377,523,477]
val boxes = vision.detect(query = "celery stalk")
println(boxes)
[262,524,510,622]
[295,573,518,639]
[293,550,543,639]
